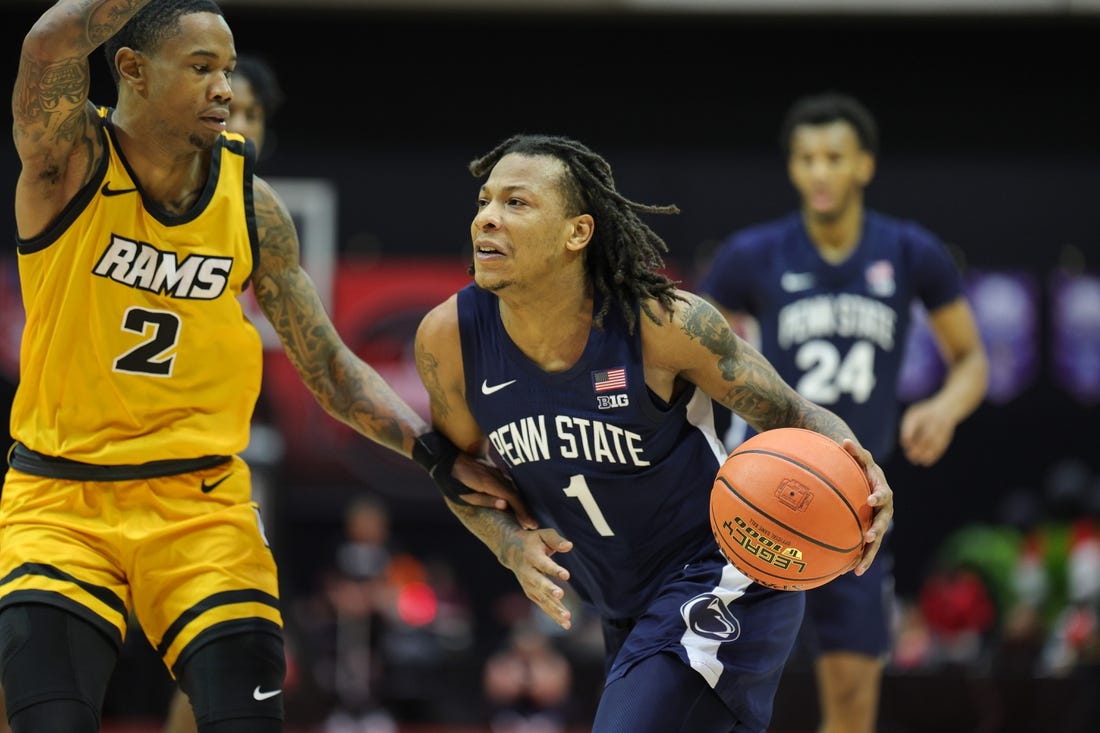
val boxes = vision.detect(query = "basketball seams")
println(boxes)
[710,427,873,591]
[725,448,866,535]
[709,508,843,590]
[714,474,862,553]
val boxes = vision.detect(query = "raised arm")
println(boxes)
[415,297,571,627]
[13,0,138,238]
[645,290,894,571]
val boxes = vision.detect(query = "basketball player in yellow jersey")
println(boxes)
[2,3,531,732]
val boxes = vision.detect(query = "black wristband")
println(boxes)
[412,430,471,505]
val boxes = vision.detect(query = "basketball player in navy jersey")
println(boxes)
[414,134,896,733]
[699,92,989,733]
[2,3,527,733]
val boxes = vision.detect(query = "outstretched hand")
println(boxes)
[842,439,894,575]
[505,528,575,630]
[451,453,538,529]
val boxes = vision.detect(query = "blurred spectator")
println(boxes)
[890,599,934,671]
[1037,467,1100,679]
[907,486,1039,673]
[918,566,996,668]
[483,620,574,733]
[292,495,477,731]
[299,496,400,733]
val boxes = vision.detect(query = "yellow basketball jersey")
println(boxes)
[10,108,263,464]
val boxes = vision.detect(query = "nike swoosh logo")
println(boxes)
[780,271,815,293]
[252,686,282,701]
[481,379,517,395]
[100,182,138,197]
[201,474,232,493]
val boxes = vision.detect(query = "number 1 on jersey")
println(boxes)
[562,474,615,536]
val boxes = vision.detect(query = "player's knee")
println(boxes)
[8,699,99,733]
[0,603,118,727]
[175,631,286,730]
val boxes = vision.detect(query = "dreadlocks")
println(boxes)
[469,133,683,335]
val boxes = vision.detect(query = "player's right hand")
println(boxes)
[508,528,574,629]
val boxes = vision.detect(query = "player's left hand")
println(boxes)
[452,453,538,529]
[898,399,956,466]
[841,438,893,575]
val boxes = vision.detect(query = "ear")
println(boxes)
[565,213,595,252]
[856,151,876,186]
[115,48,145,92]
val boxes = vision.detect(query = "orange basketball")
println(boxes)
[710,428,873,591]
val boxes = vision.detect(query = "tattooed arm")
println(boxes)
[643,290,894,572]
[251,178,532,518]
[13,0,143,239]
[415,295,572,628]
[653,290,854,442]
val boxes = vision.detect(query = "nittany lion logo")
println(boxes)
[680,593,741,642]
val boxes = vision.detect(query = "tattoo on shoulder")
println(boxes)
[678,294,738,359]
[15,55,89,137]
[415,341,452,421]
[254,187,298,269]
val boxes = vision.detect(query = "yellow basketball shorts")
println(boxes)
[0,455,282,673]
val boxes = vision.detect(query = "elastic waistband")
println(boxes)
[7,442,231,482]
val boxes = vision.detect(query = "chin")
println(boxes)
[810,206,843,223]
[188,132,219,151]
[474,271,511,293]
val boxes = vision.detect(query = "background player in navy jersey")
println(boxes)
[2,3,529,733]
[414,133,896,733]
[698,92,989,733]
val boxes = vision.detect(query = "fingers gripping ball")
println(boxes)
[710,428,873,591]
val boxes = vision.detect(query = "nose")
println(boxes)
[472,201,500,230]
[211,74,232,103]
[807,157,833,180]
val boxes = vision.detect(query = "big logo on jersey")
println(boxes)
[93,235,232,299]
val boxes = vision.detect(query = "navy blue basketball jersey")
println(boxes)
[699,210,964,462]
[457,284,738,619]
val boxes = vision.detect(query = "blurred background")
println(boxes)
[2,1,1099,731]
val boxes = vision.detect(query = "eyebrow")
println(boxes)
[483,184,532,196]
[187,49,224,62]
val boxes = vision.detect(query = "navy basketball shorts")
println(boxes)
[602,549,805,732]
[800,549,895,658]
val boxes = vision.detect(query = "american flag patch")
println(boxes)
[593,367,627,393]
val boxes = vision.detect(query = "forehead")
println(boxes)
[484,153,566,193]
[790,120,862,152]
[159,11,235,58]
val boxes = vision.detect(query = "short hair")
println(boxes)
[102,0,225,86]
[779,92,879,157]
[233,53,285,122]
[469,134,682,334]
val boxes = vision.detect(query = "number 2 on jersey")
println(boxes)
[113,307,181,376]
